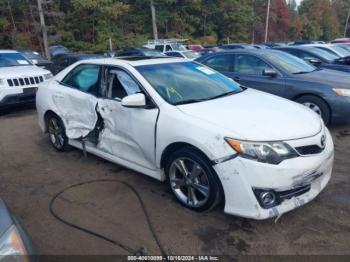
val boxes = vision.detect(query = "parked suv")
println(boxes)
[0,50,53,109]
[36,57,333,220]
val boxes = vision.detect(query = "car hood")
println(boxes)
[294,69,350,89]
[0,65,49,78]
[177,89,322,141]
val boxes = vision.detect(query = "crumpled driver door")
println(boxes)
[51,64,101,139]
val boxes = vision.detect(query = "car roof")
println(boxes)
[0,50,20,54]
[206,49,282,55]
[58,53,101,58]
[122,47,157,51]
[276,46,313,50]
[82,57,189,67]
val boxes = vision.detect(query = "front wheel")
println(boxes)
[296,95,331,125]
[165,148,222,212]
[47,115,69,151]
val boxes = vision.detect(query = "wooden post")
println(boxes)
[264,0,271,43]
[37,0,50,60]
[150,0,158,40]
[344,4,350,38]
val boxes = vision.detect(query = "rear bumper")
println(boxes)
[213,128,334,220]
[0,87,36,108]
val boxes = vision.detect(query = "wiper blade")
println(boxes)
[207,90,237,100]
[173,99,206,105]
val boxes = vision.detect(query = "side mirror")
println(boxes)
[263,68,278,77]
[32,59,38,65]
[121,93,146,108]
[307,58,322,66]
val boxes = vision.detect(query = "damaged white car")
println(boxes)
[36,57,334,220]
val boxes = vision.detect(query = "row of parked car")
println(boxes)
[1,39,350,125]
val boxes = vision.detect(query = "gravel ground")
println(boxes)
[0,107,349,259]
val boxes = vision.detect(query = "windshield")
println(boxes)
[338,45,350,52]
[171,44,187,51]
[330,45,350,57]
[183,51,201,59]
[307,47,339,62]
[21,51,47,63]
[265,52,316,74]
[0,53,32,67]
[136,62,242,105]
[143,50,167,57]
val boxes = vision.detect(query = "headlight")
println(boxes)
[225,138,298,164]
[0,225,28,261]
[333,88,350,97]
[43,73,53,80]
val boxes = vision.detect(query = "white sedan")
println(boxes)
[36,57,334,220]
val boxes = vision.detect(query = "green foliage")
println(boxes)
[9,33,30,49]
[0,0,346,52]
[299,0,339,41]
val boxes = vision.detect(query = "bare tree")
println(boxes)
[344,3,350,38]
[37,0,50,59]
[6,0,17,32]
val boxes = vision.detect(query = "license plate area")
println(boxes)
[23,87,36,94]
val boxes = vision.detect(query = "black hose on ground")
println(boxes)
[49,179,168,258]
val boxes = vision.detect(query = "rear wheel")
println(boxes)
[165,148,222,212]
[296,95,331,125]
[48,115,69,151]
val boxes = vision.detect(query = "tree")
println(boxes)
[299,0,339,40]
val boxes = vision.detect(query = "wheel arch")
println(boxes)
[160,142,210,169]
[43,110,61,132]
[292,93,332,118]
[160,142,226,205]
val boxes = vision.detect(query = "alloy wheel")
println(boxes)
[303,102,322,116]
[48,118,65,150]
[169,157,210,208]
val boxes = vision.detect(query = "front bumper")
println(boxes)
[329,95,350,124]
[213,128,334,220]
[0,87,36,108]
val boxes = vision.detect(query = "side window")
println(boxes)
[165,45,172,51]
[105,68,141,100]
[234,54,272,75]
[155,45,163,52]
[204,55,233,72]
[297,51,317,60]
[62,64,100,95]
[119,51,132,56]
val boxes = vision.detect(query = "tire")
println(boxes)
[296,95,331,125]
[47,115,69,152]
[165,147,222,212]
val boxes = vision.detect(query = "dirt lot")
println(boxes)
[0,107,350,259]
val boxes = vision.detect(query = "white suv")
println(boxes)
[36,57,334,220]
[0,50,53,108]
